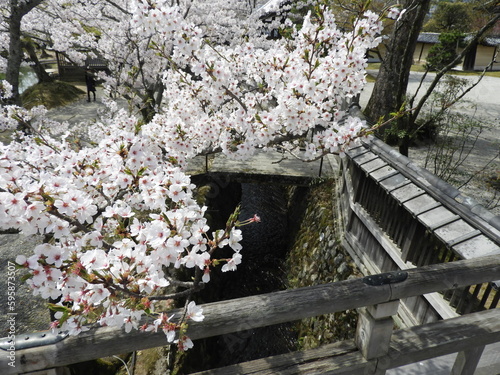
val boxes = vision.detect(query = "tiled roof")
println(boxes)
[417,33,441,44]
[418,32,500,46]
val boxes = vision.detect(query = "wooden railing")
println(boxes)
[1,255,499,375]
[338,133,500,326]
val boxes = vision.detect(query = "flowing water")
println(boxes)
[19,66,39,93]
[179,182,297,373]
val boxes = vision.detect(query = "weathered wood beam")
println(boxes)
[193,340,367,375]
[1,255,499,374]
[383,308,500,370]
[192,307,500,375]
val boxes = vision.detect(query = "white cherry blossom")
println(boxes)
[1,0,392,350]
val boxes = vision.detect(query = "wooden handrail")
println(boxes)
[1,255,499,374]
[341,136,500,320]
[191,308,500,374]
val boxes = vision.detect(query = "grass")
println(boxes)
[20,81,85,109]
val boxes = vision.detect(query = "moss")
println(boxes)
[119,347,173,375]
[286,179,359,350]
[21,81,85,109]
[69,355,130,375]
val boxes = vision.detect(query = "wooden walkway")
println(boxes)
[187,150,337,186]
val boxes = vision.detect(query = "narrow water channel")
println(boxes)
[19,66,39,93]
[178,182,297,373]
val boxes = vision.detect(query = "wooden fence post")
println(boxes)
[450,345,485,375]
[355,300,400,375]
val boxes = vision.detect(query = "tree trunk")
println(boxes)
[5,0,45,105]
[23,39,53,83]
[364,0,431,155]
[5,2,24,105]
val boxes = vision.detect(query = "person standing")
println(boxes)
[85,68,96,102]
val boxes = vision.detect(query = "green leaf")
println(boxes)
[48,303,70,313]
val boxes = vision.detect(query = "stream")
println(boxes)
[19,66,39,93]
[178,182,298,373]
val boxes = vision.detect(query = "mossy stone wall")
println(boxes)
[286,178,360,350]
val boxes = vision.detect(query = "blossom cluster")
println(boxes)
[132,3,384,162]
[0,0,392,349]
[1,107,248,347]
[0,80,12,101]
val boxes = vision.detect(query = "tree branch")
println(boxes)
[410,12,500,123]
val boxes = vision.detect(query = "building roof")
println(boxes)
[418,32,500,47]
[478,35,500,47]
[417,32,441,44]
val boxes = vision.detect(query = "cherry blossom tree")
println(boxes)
[1,0,398,350]
[12,0,290,121]
[1,0,45,105]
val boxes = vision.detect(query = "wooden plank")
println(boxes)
[378,174,410,193]
[193,309,500,375]
[360,158,387,174]
[451,346,485,375]
[192,340,368,375]
[390,183,425,204]
[351,150,377,165]
[346,144,369,159]
[434,219,477,244]
[447,230,482,247]
[452,235,500,260]
[187,149,334,184]
[418,206,456,228]
[371,166,399,182]
[418,210,460,231]
[383,308,500,369]
[403,194,438,216]
[413,201,442,216]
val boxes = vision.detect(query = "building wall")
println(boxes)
[412,42,500,71]
[413,42,433,64]
[474,44,500,71]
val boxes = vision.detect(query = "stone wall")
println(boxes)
[286,178,361,350]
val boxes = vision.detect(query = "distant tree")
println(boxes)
[365,0,500,156]
[424,1,473,32]
[469,0,500,35]
[425,31,465,70]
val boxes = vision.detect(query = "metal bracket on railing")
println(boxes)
[363,271,408,286]
[0,330,68,351]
